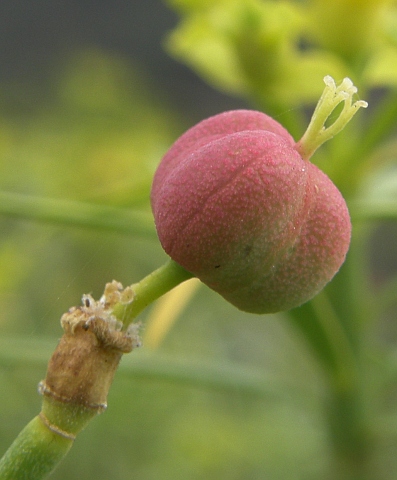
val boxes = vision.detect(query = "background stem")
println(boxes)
[0,190,155,237]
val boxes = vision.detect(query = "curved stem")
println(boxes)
[113,259,194,325]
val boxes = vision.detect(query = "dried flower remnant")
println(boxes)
[38,281,140,441]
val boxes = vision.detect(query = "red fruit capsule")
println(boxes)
[151,78,367,313]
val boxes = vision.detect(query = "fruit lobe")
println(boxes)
[151,110,351,313]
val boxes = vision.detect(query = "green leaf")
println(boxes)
[165,12,247,95]
[165,0,348,108]
[363,46,397,88]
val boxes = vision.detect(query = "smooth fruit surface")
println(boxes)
[151,110,351,313]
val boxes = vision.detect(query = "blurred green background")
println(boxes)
[1,1,397,479]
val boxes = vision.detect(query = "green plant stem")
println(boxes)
[0,415,73,480]
[113,259,194,324]
[310,292,358,381]
[288,224,375,479]
[0,260,192,479]
[289,298,370,479]
[326,387,370,480]
[0,190,155,236]
[316,225,374,479]
[0,396,100,480]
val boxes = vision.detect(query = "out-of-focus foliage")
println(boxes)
[0,49,177,206]
[164,0,397,108]
[165,0,343,108]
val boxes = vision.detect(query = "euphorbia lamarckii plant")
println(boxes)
[151,76,368,313]
[0,76,367,480]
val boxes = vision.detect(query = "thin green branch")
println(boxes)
[0,190,155,236]
[310,291,359,386]
[0,416,73,480]
[113,260,194,324]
